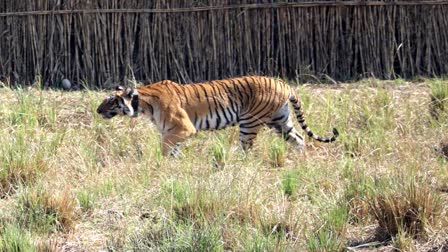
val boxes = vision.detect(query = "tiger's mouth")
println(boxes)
[102,111,118,119]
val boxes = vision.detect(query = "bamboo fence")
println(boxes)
[1,0,448,88]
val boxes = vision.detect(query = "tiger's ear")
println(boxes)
[114,86,125,96]
[125,88,134,98]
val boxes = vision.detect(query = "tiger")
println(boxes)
[96,76,338,156]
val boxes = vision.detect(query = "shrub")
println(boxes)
[369,181,442,239]
[16,187,78,233]
[429,79,448,120]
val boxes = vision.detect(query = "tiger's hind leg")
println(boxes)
[238,123,263,151]
[268,104,305,151]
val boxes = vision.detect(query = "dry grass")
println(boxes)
[370,181,442,239]
[0,79,447,251]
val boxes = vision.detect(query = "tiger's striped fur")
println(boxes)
[96,76,338,156]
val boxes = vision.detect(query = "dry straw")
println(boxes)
[1,0,448,88]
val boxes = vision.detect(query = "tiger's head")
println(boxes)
[96,86,139,119]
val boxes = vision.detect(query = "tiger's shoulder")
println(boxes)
[136,80,181,95]
[139,79,179,89]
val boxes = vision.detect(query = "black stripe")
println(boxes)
[240,79,275,118]
[198,85,214,118]
[239,131,258,135]
[233,79,247,102]
[224,80,242,116]
[248,77,265,112]
[147,104,154,115]
[166,125,176,132]
[172,85,183,106]
[215,113,222,129]
[221,84,239,122]
[219,81,234,97]
[240,122,263,129]
[142,94,160,99]
[208,85,225,129]
[131,94,139,117]
[192,85,201,100]
[240,108,274,124]
[241,101,272,120]
[212,83,231,124]
[148,85,163,93]
[240,78,254,106]
[193,112,198,127]
[293,132,304,140]
[225,107,234,122]
[217,107,229,128]
[229,98,240,115]
[179,85,189,105]
[285,127,293,135]
[271,114,286,122]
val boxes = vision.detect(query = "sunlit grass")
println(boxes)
[0,80,447,251]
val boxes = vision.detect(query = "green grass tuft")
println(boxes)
[209,135,228,169]
[307,203,349,252]
[269,137,287,168]
[77,190,96,213]
[129,221,223,251]
[281,170,299,197]
[429,79,448,120]
[0,224,35,252]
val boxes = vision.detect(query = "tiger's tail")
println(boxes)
[289,93,339,143]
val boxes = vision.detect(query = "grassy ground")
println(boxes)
[0,79,447,251]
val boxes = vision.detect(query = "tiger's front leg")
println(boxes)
[162,139,181,157]
[157,106,196,157]
[161,134,182,157]
[161,127,195,157]
[161,124,196,157]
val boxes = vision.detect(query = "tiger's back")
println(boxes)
[179,76,291,131]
